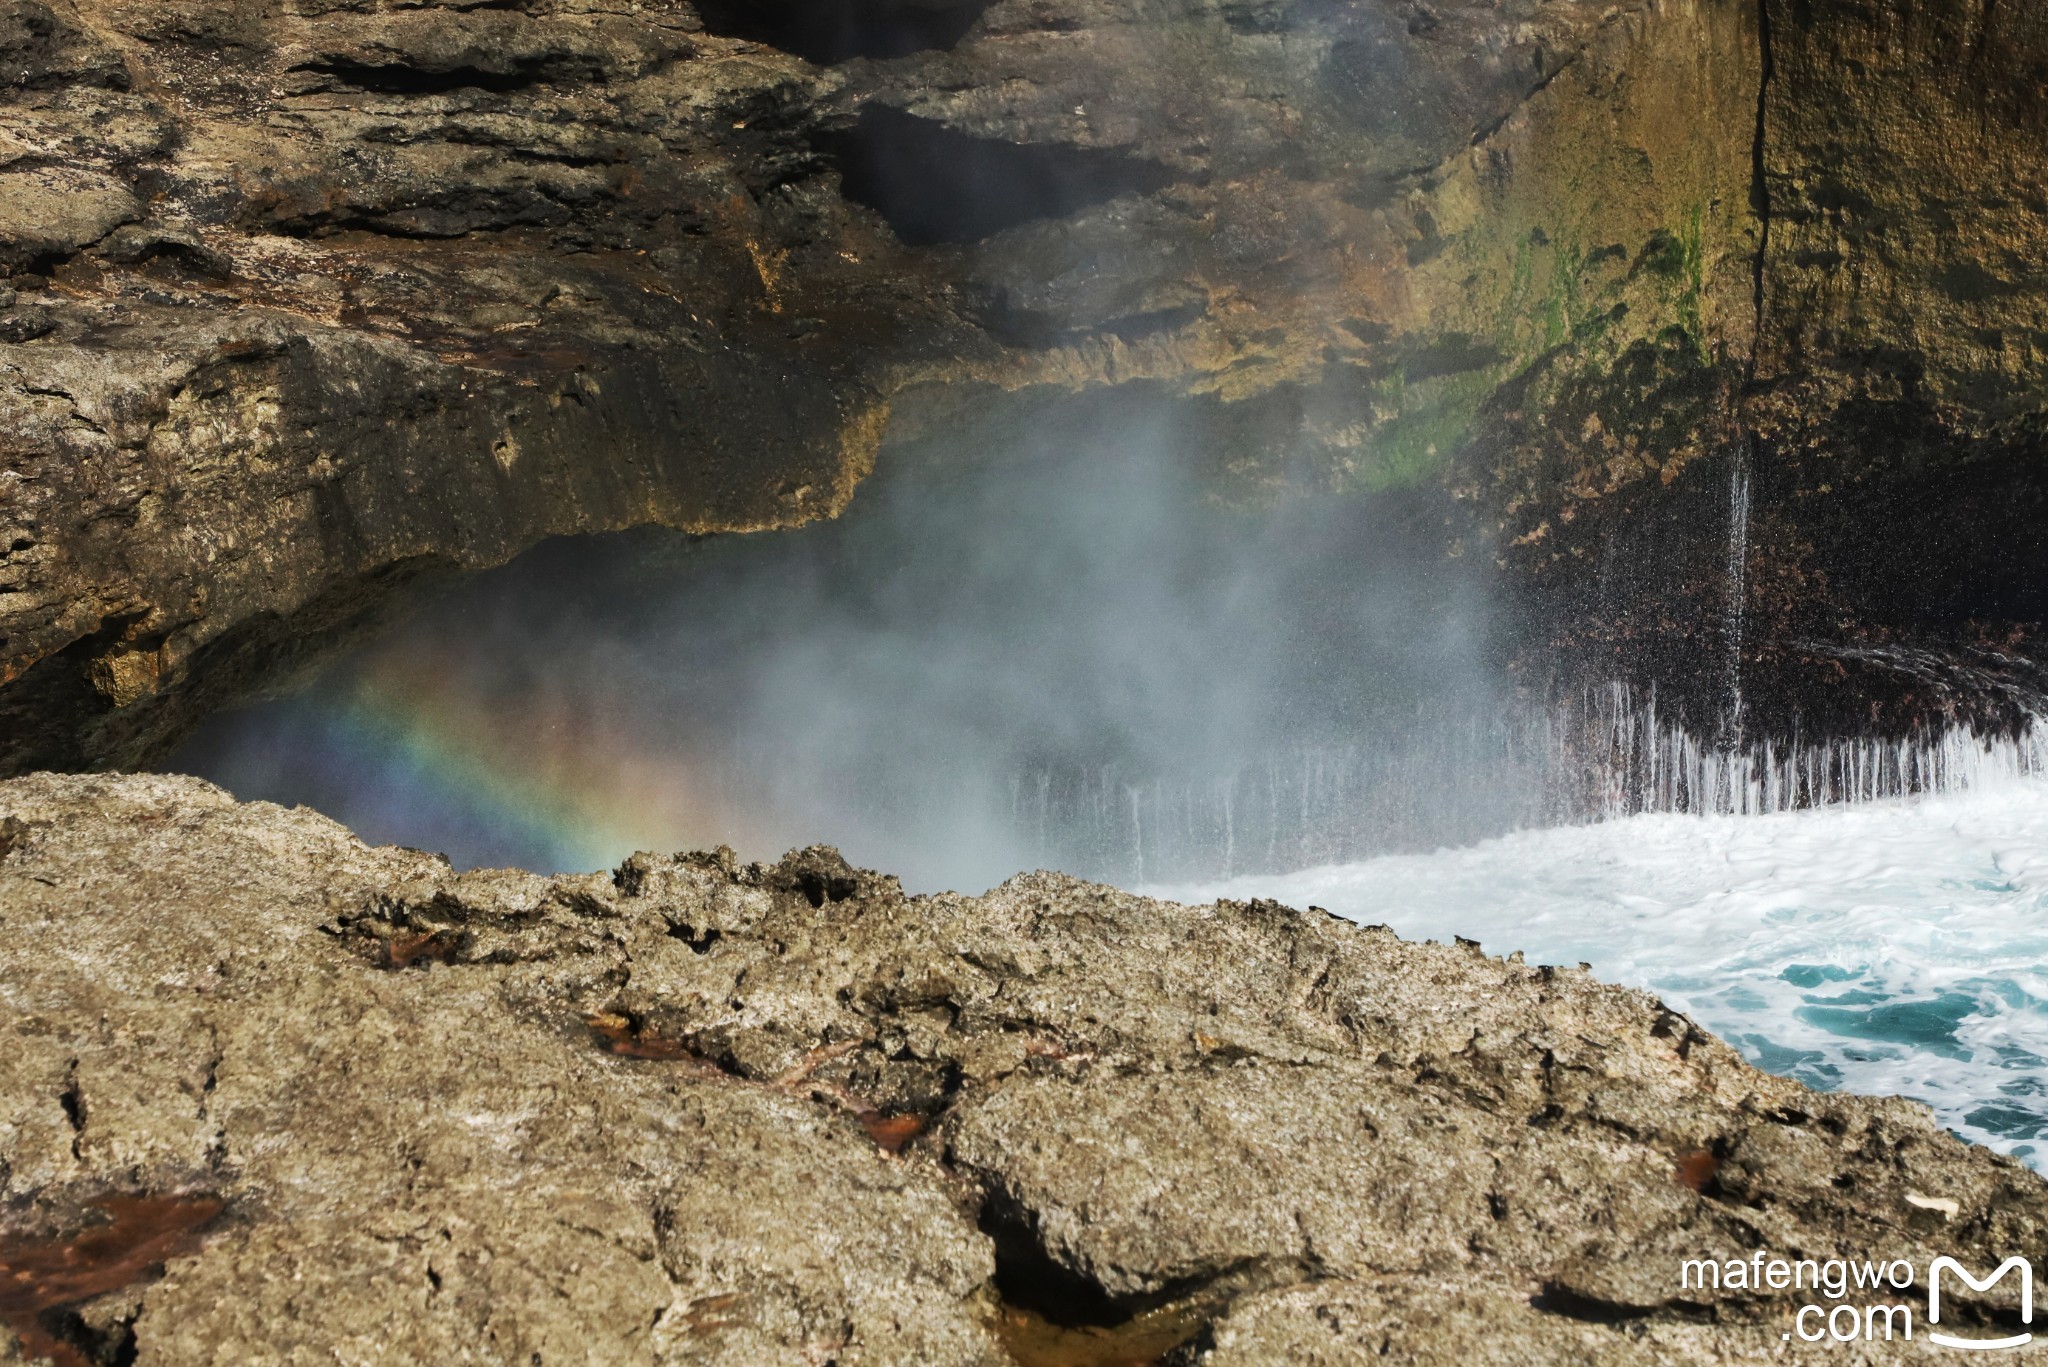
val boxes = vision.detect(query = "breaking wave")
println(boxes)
[1147,775,2048,1169]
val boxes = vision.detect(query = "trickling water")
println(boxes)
[1723,445,1753,743]
[1129,786,1144,884]
[1560,681,2048,818]
[1014,684,2048,886]
[1797,638,2048,713]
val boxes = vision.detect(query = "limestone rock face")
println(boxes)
[0,0,1759,771]
[1735,0,2048,720]
[0,0,994,774]
[1759,0,2048,436]
[1,771,2041,1363]
[1472,0,2048,727]
[5,0,2047,768]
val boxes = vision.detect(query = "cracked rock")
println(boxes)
[1,771,2044,1363]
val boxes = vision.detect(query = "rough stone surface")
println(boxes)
[1466,0,2048,730]
[18,0,2046,768]
[0,0,995,773]
[1,771,2043,1363]
[0,0,1723,772]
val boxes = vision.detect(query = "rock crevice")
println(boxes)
[0,0,1823,766]
[1,772,2043,1362]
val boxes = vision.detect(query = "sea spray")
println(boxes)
[1009,684,2048,884]
[1145,778,2048,1169]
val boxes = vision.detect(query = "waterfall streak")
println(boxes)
[1724,448,1753,741]
[1006,684,2048,884]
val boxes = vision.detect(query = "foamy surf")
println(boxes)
[1144,776,2048,1169]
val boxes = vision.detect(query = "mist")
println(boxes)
[167,384,1539,891]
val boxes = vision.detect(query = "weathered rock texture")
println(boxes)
[0,0,986,773]
[4,0,2046,764]
[2,771,2044,1364]
[1733,0,2048,730]
[1471,0,2048,731]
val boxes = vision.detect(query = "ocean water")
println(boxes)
[1144,778,2048,1168]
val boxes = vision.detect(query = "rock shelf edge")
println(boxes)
[0,771,2041,1364]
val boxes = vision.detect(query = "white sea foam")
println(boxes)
[1144,776,2048,1168]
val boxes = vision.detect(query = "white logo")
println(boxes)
[1929,1256,2033,1351]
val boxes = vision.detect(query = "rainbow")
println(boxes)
[308,642,767,874]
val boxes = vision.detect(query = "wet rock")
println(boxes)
[0,771,2041,1362]
[0,0,988,776]
[1471,1,2048,734]
[8,0,2044,766]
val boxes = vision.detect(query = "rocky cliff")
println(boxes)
[3,0,2044,764]
[0,0,980,773]
[1479,0,2048,731]
[3,771,2043,1364]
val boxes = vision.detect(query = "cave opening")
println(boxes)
[169,384,1520,893]
[819,105,1182,246]
[691,0,1003,64]
[162,375,2048,898]
[18,0,2048,1349]
[142,368,2048,1182]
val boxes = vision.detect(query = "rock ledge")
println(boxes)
[1,772,2042,1364]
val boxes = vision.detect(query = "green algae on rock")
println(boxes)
[12,0,2040,773]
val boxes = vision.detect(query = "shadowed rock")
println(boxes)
[13,0,2047,769]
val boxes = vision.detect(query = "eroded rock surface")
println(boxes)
[4,0,1763,773]
[29,0,2046,771]
[0,771,2041,1363]
[0,0,998,774]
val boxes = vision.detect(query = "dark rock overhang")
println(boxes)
[3,0,2047,768]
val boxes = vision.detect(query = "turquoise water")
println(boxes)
[1147,779,2048,1167]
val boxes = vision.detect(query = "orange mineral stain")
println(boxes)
[585,1011,696,1061]
[0,1193,222,1367]
[859,1112,928,1154]
[1674,1149,1720,1192]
